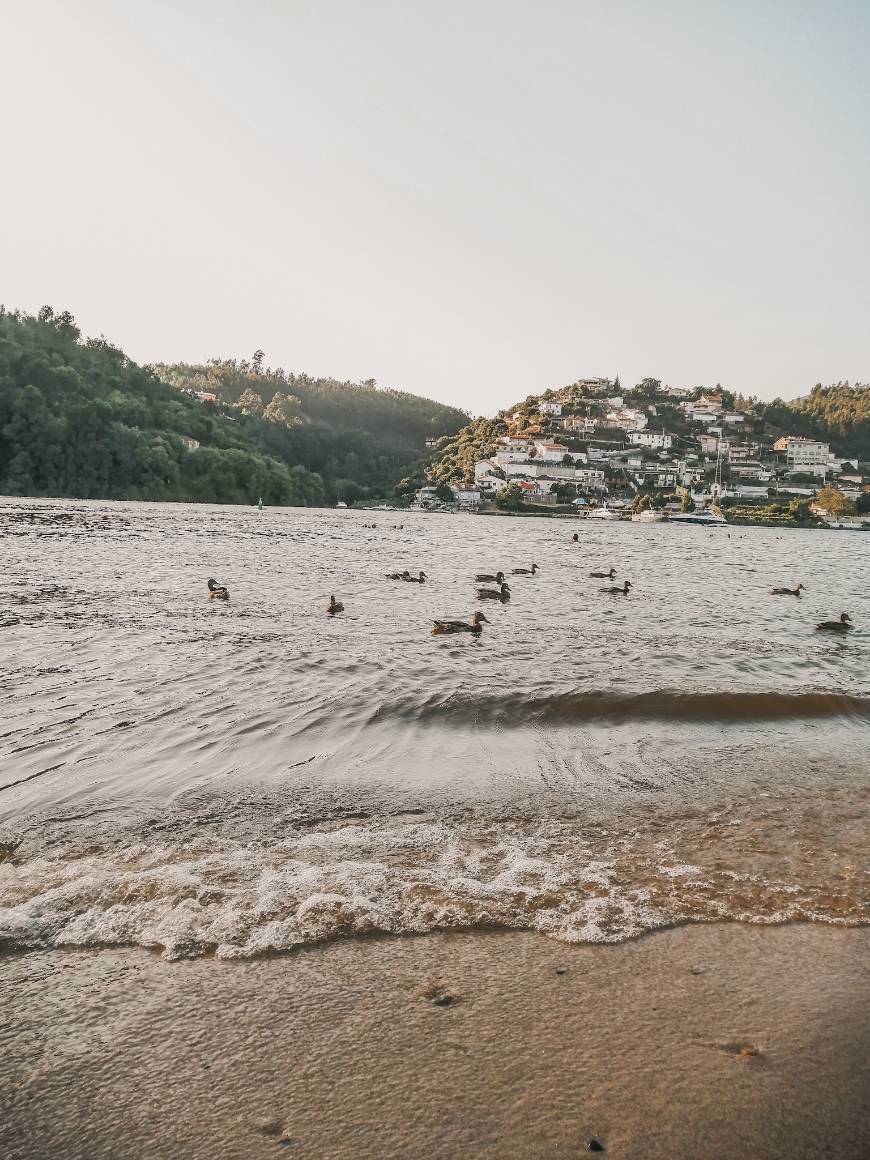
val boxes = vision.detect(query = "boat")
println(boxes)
[668,506,728,526]
[335,500,348,509]
[669,446,728,526]
[631,509,667,523]
[587,502,622,521]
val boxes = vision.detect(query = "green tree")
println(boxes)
[434,479,454,503]
[495,483,525,511]
[814,485,855,518]
[680,492,696,513]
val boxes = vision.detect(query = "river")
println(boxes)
[1,497,867,957]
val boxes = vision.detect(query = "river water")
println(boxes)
[1,498,867,958]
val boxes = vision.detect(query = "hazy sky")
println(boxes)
[2,1,868,413]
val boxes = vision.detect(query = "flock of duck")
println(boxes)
[206,555,853,633]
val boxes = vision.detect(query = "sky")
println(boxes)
[2,0,868,414]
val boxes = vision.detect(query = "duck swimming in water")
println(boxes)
[386,571,412,580]
[432,611,488,636]
[475,570,505,584]
[602,580,632,595]
[207,578,230,601]
[816,612,852,632]
[511,563,538,575]
[589,568,616,580]
[405,571,427,583]
[327,595,344,616]
[770,583,806,596]
[477,582,511,602]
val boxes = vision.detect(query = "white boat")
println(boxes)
[631,509,667,523]
[668,507,728,526]
[335,500,348,509]
[669,447,728,526]
[587,502,622,521]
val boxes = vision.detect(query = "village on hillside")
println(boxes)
[416,378,870,528]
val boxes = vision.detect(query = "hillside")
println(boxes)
[153,358,468,504]
[0,308,467,506]
[425,374,870,516]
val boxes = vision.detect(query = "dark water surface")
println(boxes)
[1,498,868,957]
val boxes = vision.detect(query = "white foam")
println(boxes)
[0,818,863,960]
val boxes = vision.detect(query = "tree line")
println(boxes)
[0,309,467,506]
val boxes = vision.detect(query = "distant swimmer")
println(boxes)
[327,595,344,616]
[815,612,852,632]
[432,612,488,636]
[770,583,806,597]
[602,580,632,595]
[511,563,538,575]
[589,568,616,579]
[207,578,229,601]
[572,533,579,542]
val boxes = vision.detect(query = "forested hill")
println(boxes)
[153,357,468,503]
[0,308,467,506]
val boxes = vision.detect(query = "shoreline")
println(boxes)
[3,923,869,1159]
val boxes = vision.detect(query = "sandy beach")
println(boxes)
[3,923,868,1160]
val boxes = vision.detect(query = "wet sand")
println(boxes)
[3,924,869,1160]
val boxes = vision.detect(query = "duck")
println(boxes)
[511,563,538,575]
[207,578,230,601]
[589,568,616,580]
[816,612,852,632]
[386,570,412,580]
[572,533,579,542]
[432,611,489,636]
[770,583,806,596]
[477,582,511,602]
[327,595,344,616]
[405,571,427,583]
[475,570,505,584]
[602,580,632,595]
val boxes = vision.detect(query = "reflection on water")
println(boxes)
[0,498,868,956]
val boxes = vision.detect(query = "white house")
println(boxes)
[560,416,596,434]
[474,460,503,489]
[539,401,563,416]
[698,434,719,455]
[574,467,606,490]
[722,412,746,425]
[494,449,529,466]
[502,435,530,450]
[606,396,624,409]
[628,431,673,450]
[451,484,482,507]
[194,391,218,404]
[786,438,829,470]
[179,436,200,451]
[533,441,570,463]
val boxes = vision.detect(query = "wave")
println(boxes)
[1,816,865,960]
[386,689,870,728]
